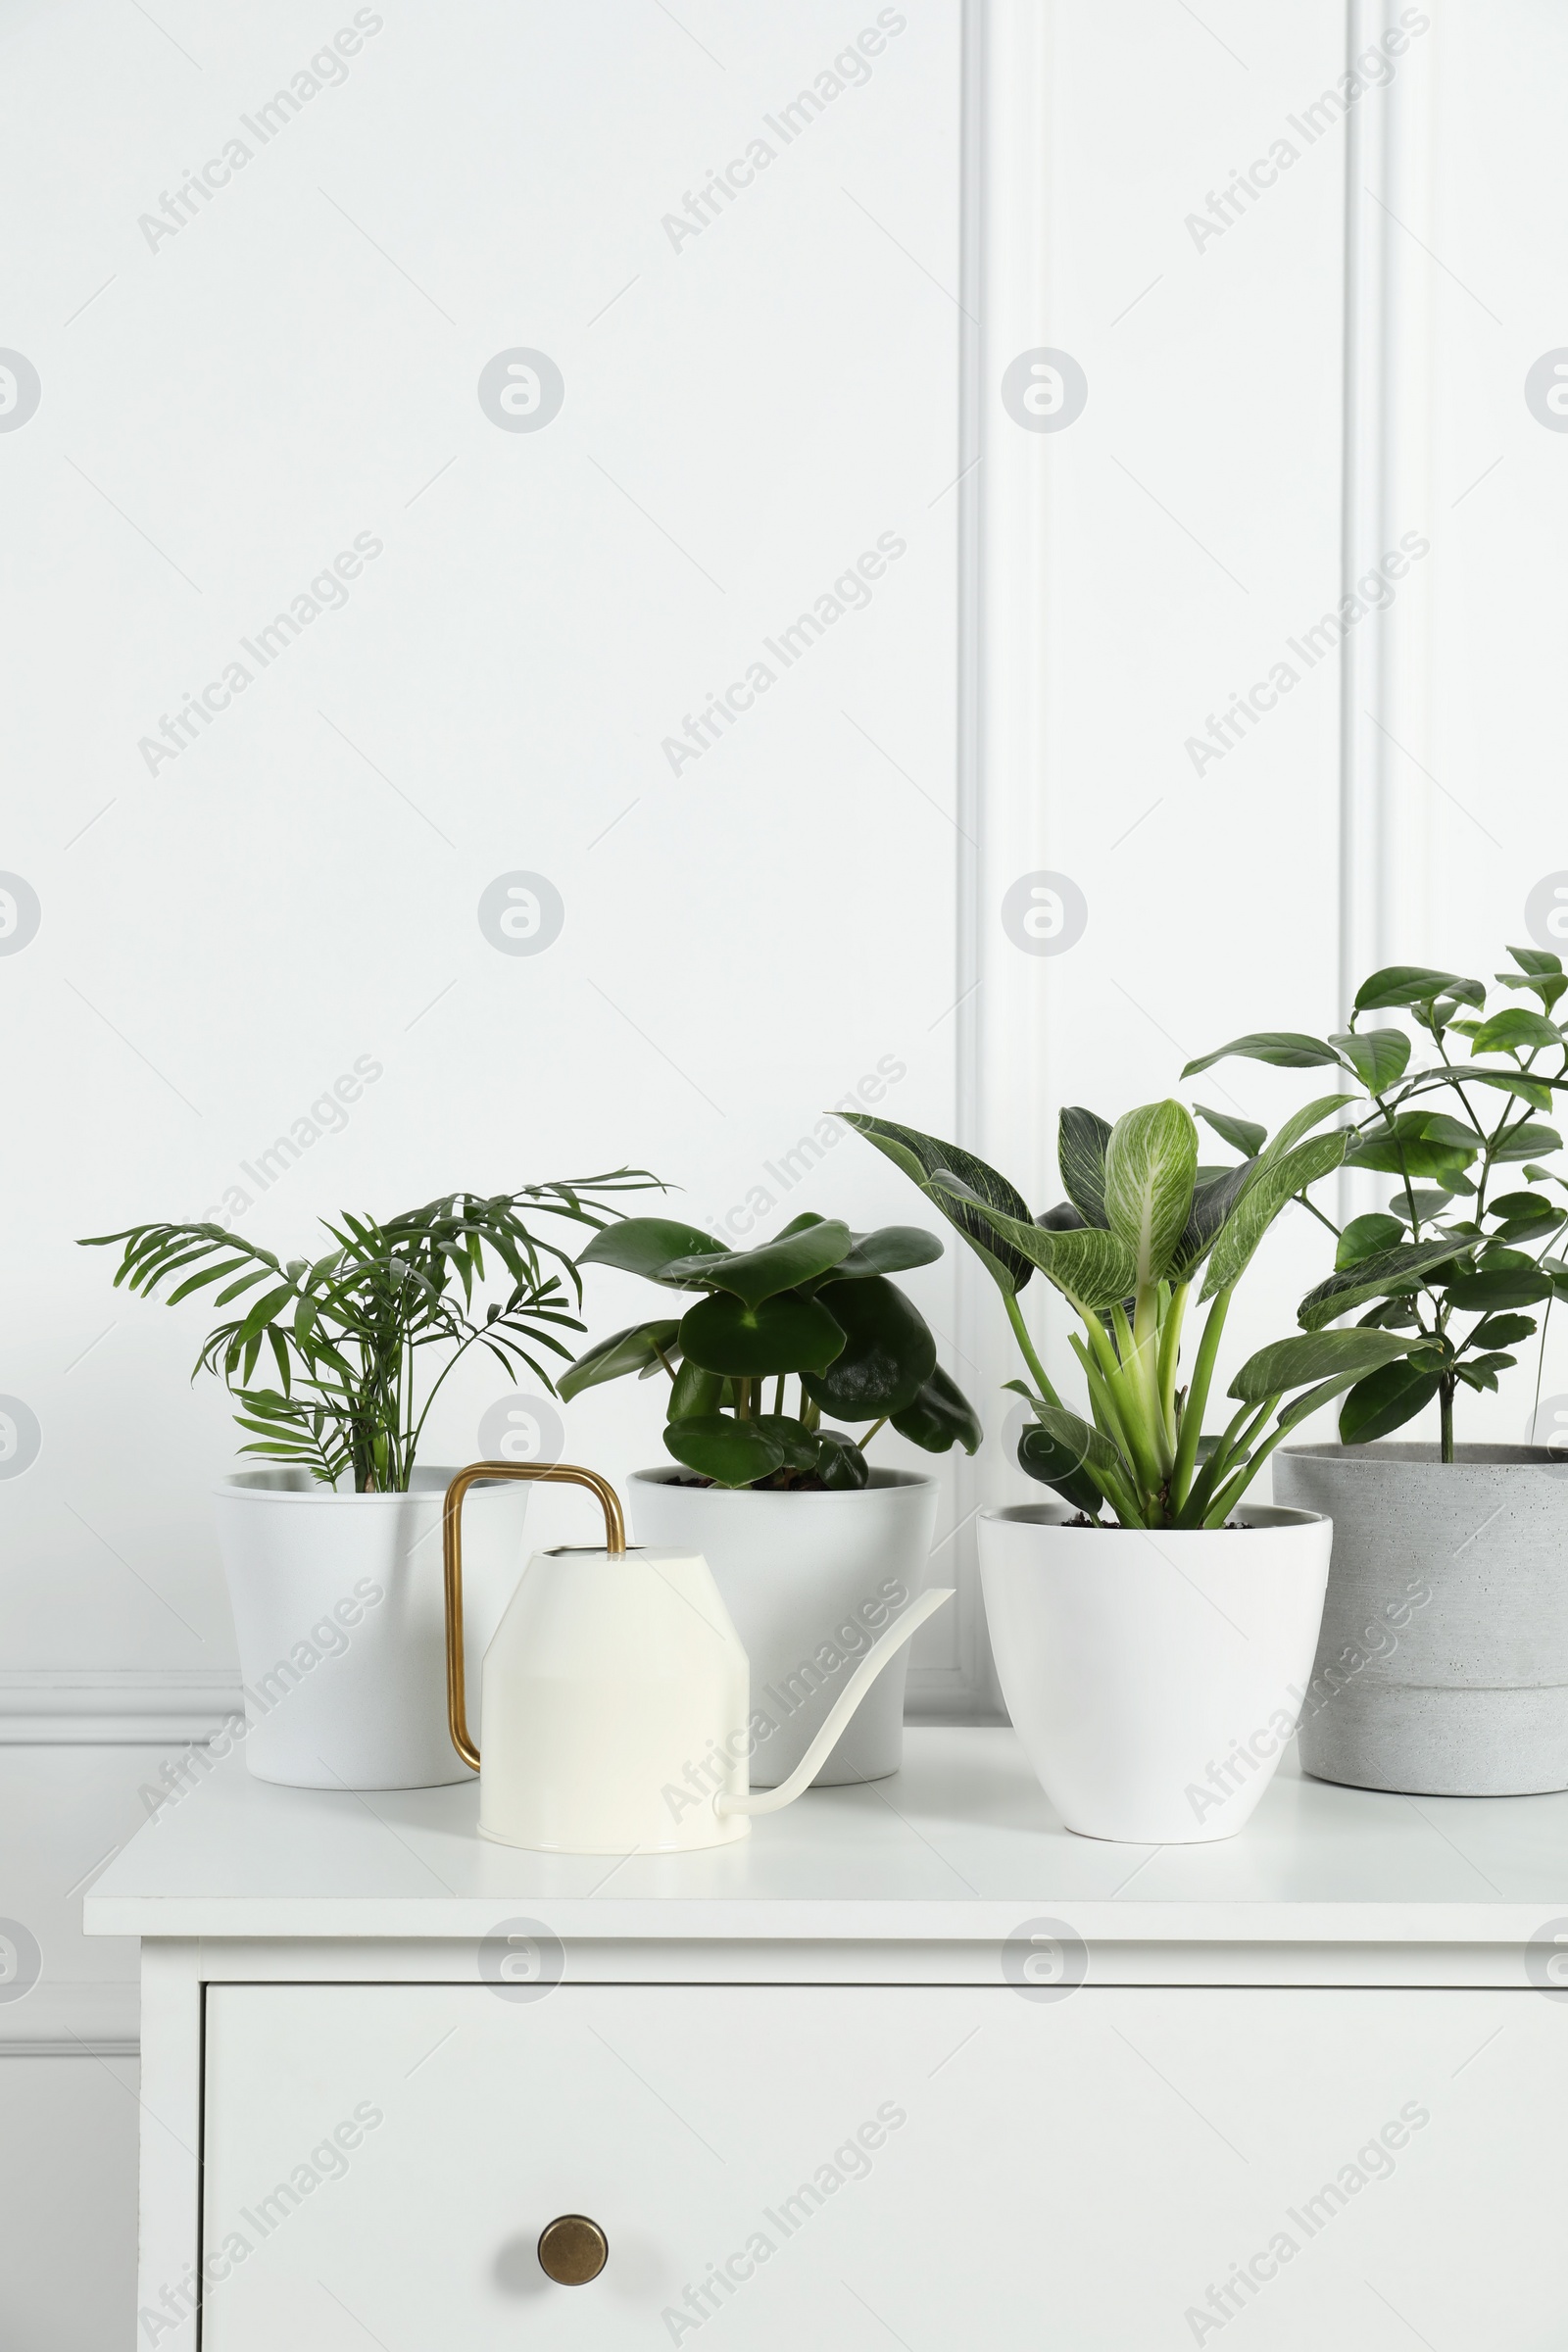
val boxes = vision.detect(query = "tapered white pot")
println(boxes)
[979,1502,1333,1843]
[630,1468,939,1787]
[213,1467,530,1789]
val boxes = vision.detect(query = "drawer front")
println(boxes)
[200,1984,1568,2346]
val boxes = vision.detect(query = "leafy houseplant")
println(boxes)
[842,1102,1410,1530]
[565,1209,980,1793]
[843,1104,1347,1842]
[80,1173,662,1793]
[82,1177,661,1491]
[1186,947,1568,1799]
[1183,948,1568,1459]
[561,1212,981,1488]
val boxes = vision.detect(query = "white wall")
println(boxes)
[4,2,1567,2343]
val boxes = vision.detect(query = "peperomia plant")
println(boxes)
[1185,946,1568,1460]
[844,1105,1415,1530]
[560,1212,981,1490]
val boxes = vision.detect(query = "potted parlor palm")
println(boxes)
[561,1212,980,1788]
[1187,947,1568,1796]
[845,1100,1415,1843]
[82,1176,658,1790]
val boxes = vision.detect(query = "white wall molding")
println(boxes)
[0,1979,139,2055]
[1340,0,1439,995]
[0,1671,240,1745]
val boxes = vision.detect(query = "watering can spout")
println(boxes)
[714,1584,954,1818]
[442,1460,955,1853]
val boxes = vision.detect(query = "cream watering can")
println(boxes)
[442,1461,953,1854]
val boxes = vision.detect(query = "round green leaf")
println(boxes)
[663,1414,785,1487]
[576,1218,728,1287]
[801,1275,936,1418]
[813,1431,870,1490]
[678,1289,846,1377]
[890,1364,983,1455]
[662,1220,854,1305]
[752,1413,822,1473]
[826,1225,946,1279]
[557,1319,680,1401]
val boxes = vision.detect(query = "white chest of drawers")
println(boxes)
[87,1729,1568,2349]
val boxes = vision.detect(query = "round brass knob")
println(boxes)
[537,2214,608,2286]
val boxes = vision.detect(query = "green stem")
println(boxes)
[1004,1290,1062,1407]
[1168,1287,1231,1513]
[1156,1282,1190,1449]
[1439,1375,1455,1464]
[773,1373,786,1416]
[860,1415,889,1447]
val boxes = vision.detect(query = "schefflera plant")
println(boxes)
[1185,948,1568,1458]
[559,1212,981,1490]
[844,1102,1413,1530]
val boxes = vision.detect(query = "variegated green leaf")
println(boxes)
[1102,1100,1198,1287]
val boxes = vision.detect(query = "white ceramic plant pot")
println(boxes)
[629,1467,940,1788]
[213,1466,531,1790]
[978,1502,1333,1843]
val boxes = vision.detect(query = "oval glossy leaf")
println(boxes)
[814,1430,871,1490]
[1058,1106,1113,1227]
[1354,964,1483,1011]
[1297,1238,1476,1331]
[890,1363,983,1455]
[577,1218,728,1287]
[1102,1100,1198,1287]
[1441,1263,1554,1311]
[1470,1006,1562,1055]
[801,1275,936,1418]
[1470,1312,1538,1349]
[1329,1028,1411,1092]
[1335,1213,1405,1269]
[1345,1136,1476,1181]
[557,1318,681,1401]
[1182,1032,1347,1077]
[1338,1358,1444,1444]
[838,1112,1036,1295]
[1194,1103,1267,1158]
[1491,1120,1563,1164]
[663,1414,785,1488]
[662,1220,854,1306]
[679,1290,846,1378]
[828,1225,946,1279]
[1229,1328,1413,1404]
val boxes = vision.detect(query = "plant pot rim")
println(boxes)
[214,1464,504,1505]
[1280,1442,1561,1469]
[981,1501,1326,1535]
[630,1465,935,1495]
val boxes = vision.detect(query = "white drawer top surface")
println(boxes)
[82,1730,1568,1946]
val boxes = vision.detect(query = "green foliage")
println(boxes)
[563,1209,979,1491]
[1184,942,1568,1458]
[849,1100,1353,1530]
[81,1175,664,1491]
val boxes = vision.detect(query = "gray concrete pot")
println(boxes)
[1273,1444,1568,1796]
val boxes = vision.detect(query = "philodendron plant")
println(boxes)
[1185,947,1568,1459]
[844,1103,1414,1530]
[560,1212,981,1490]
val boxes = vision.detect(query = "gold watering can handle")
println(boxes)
[443,1461,626,1772]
